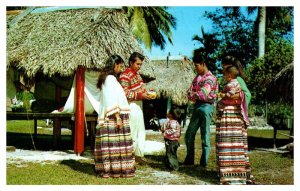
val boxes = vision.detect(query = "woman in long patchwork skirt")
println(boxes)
[216,105,254,184]
[94,54,135,178]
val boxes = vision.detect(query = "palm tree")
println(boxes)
[192,26,220,71]
[192,26,219,56]
[123,7,176,50]
[257,7,266,58]
[223,7,292,58]
[247,6,293,58]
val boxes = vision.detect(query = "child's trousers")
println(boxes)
[165,139,180,170]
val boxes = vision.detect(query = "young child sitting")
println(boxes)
[160,108,182,171]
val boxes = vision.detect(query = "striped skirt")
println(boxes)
[216,105,253,185]
[94,114,135,178]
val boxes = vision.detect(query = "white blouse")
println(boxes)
[97,75,130,126]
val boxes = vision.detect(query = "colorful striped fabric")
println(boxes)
[94,114,135,178]
[187,71,218,103]
[216,105,253,185]
[163,119,181,141]
[224,79,241,97]
[119,68,146,101]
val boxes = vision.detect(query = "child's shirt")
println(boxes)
[220,78,242,105]
[162,119,181,141]
[218,78,250,127]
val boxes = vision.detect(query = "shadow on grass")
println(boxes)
[144,154,219,184]
[144,155,169,170]
[248,136,292,150]
[60,159,95,176]
[6,132,74,150]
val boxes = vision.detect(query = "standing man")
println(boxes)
[184,53,218,168]
[119,52,152,163]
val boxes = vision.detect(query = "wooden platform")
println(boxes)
[6,111,97,150]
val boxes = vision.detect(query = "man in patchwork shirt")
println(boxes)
[119,52,152,163]
[184,53,218,168]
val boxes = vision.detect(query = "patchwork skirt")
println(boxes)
[216,105,254,184]
[94,114,135,178]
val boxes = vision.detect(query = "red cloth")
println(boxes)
[119,68,146,101]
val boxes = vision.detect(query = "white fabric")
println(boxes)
[84,71,101,114]
[129,102,146,157]
[98,75,130,125]
[60,71,101,114]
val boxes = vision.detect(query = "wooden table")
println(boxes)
[6,112,98,149]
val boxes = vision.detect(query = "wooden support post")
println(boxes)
[70,119,75,147]
[55,84,62,103]
[34,118,37,140]
[74,66,85,155]
[90,121,96,150]
[53,118,61,149]
[273,126,277,149]
[53,83,62,149]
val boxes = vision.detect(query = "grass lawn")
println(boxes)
[6,120,294,185]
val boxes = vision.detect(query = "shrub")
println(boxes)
[267,102,293,129]
[15,91,35,111]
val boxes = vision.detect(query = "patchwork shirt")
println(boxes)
[119,68,146,101]
[162,119,181,141]
[187,71,218,104]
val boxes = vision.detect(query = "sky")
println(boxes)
[142,6,260,60]
[142,6,218,59]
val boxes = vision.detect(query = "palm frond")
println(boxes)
[130,7,151,49]
[125,6,176,50]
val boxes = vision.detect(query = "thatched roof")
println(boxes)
[267,62,294,103]
[146,56,195,105]
[6,7,154,79]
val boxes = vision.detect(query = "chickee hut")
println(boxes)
[6,7,155,154]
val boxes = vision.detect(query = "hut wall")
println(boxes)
[143,98,168,130]
[33,76,73,112]
[6,68,18,111]
[6,68,18,99]
[34,80,70,101]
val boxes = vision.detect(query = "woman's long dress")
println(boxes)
[216,92,253,184]
[94,75,135,178]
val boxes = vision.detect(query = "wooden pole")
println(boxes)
[53,118,61,149]
[74,66,85,155]
[53,84,62,148]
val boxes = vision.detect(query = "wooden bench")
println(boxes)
[6,111,97,149]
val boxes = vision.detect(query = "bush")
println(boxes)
[11,91,35,112]
[267,102,293,118]
[246,38,293,103]
[248,104,266,118]
[267,102,293,129]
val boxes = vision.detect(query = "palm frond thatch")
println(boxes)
[146,56,195,105]
[7,8,154,78]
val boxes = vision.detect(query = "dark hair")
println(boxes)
[221,55,247,81]
[225,66,239,79]
[192,50,216,70]
[97,55,124,90]
[168,107,181,120]
[192,51,205,64]
[128,52,145,65]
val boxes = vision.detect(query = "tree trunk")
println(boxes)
[258,7,266,58]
